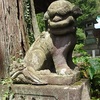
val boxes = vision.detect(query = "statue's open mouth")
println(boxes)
[48,25,76,35]
[47,14,76,35]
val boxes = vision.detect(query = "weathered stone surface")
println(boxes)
[10,79,90,100]
[10,0,83,84]
[0,85,9,99]
[38,70,80,85]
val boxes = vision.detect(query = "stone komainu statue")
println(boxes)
[10,0,82,84]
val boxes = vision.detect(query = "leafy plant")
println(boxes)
[88,58,100,99]
[23,0,34,45]
[36,13,45,32]
[73,44,100,99]
[73,43,87,55]
[69,0,98,28]
[0,78,13,86]
[76,28,86,44]
[88,58,100,79]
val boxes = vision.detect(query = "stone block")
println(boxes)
[11,79,90,100]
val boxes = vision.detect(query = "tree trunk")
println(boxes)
[30,0,40,39]
[0,0,29,77]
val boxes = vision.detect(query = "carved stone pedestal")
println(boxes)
[10,79,90,100]
[0,71,90,100]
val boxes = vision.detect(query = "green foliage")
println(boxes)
[74,43,87,54]
[91,97,100,100]
[23,1,46,44]
[73,44,100,99]
[36,13,45,32]
[24,0,31,25]
[88,58,100,99]
[69,0,98,27]
[0,78,13,85]
[23,0,34,45]
[73,56,100,99]
[76,28,86,44]
[88,58,100,79]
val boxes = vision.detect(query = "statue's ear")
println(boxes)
[43,11,49,20]
[72,6,83,19]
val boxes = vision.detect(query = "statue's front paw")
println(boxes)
[57,68,73,75]
[22,68,47,85]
